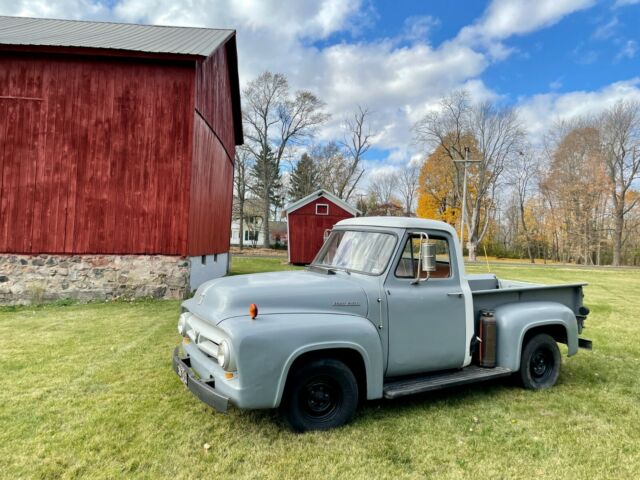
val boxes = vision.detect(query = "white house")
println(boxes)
[230,219,288,247]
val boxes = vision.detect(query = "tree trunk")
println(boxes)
[467,241,477,262]
[518,202,534,264]
[526,241,534,264]
[612,208,624,266]
[238,200,244,251]
[262,201,271,248]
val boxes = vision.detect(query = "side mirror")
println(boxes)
[413,233,435,284]
[421,242,436,273]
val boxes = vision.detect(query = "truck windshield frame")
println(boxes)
[311,229,398,276]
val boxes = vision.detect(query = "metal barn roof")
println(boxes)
[0,15,234,57]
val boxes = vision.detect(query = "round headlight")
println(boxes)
[177,313,189,336]
[217,340,231,370]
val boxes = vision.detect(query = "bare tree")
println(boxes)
[313,141,345,195]
[242,71,329,247]
[368,171,399,214]
[233,146,252,250]
[505,149,540,262]
[601,100,640,266]
[541,120,609,265]
[397,161,422,216]
[414,90,525,261]
[336,106,373,200]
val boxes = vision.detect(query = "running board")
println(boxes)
[383,365,513,399]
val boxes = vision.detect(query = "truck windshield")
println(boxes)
[312,230,396,275]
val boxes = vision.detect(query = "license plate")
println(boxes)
[177,363,188,386]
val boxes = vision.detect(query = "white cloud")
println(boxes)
[614,0,640,7]
[401,15,440,42]
[114,0,364,39]
[455,0,596,63]
[593,16,619,40]
[459,0,595,40]
[549,78,563,90]
[310,39,490,149]
[615,40,638,61]
[0,0,109,19]
[518,78,640,141]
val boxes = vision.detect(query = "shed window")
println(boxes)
[316,204,329,215]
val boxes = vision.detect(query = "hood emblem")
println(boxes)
[333,301,360,307]
[198,293,206,305]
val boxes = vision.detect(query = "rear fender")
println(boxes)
[494,301,578,371]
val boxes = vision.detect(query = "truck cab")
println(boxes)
[173,217,591,431]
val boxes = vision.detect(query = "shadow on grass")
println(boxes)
[228,364,602,435]
[226,377,517,435]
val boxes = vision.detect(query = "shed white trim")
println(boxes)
[283,189,360,216]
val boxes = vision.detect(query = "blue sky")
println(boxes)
[345,0,640,166]
[1,0,639,176]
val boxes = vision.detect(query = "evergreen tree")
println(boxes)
[288,153,320,201]
[250,145,282,228]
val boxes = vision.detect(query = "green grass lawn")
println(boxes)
[1,258,639,479]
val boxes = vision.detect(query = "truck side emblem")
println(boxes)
[333,301,360,307]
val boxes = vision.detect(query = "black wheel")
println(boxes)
[519,333,561,389]
[280,358,358,432]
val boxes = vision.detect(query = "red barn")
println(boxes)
[284,190,360,265]
[0,16,242,305]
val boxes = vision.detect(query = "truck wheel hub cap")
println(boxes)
[531,350,552,378]
[304,382,336,415]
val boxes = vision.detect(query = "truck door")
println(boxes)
[384,231,467,376]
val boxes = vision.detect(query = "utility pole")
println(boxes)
[453,147,482,251]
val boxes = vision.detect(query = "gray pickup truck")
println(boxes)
[173,217,591,431]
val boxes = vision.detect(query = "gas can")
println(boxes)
[479,310,497,368]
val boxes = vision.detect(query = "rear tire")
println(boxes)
[280,358,358,432]
[519,333,561,389]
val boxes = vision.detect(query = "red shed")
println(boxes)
[284,190,360,265]
[0,16,242,304]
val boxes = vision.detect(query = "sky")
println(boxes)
[2,0,639,179]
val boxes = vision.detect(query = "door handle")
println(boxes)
[447,292,464,298]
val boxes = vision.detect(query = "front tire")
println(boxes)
[519,333,561,389]
[280,358,358,432]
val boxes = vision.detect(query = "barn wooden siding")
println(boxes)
[288,197,354,264]
[188,112,234,255]
[0,45,237,257]
[189,44,236,256]
[195,43,236,159]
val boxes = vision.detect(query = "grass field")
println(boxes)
[1,258,639,479]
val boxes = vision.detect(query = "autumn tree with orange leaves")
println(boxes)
[414,91,524,260]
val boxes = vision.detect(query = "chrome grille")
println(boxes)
[184,313,224,362]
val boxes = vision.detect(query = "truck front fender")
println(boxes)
[494,301,578,372]
[219,313,384,409]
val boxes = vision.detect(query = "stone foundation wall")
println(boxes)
[0,254,191,306]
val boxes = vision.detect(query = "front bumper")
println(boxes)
[172,346,229,413]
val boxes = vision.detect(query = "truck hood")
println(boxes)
[183,270,369,325]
